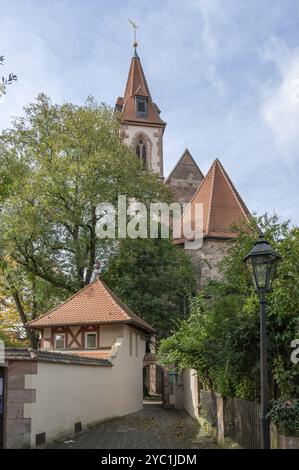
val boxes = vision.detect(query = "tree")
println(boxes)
[159,214,299,400]
[103,237,196,338]
[0,55,17,97]
[0,94,172,344]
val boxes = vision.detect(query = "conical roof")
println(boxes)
[175,159,251,241]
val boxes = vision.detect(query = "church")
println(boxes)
[115,43,251,287]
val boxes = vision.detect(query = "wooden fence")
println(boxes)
[224,396,260,449]
[199,389,260,449]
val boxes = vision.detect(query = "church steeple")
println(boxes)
[115,46,166,178]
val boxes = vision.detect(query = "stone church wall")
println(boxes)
[186,239,232,288]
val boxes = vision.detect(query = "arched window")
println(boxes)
[135,139,147,168]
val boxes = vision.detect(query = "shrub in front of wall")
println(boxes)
[268,399,299,435]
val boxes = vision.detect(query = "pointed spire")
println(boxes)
[123,52,151,101]
[115,48,166,127]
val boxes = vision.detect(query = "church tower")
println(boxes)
[115,45,166,178]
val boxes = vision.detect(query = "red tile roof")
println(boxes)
[27,279,155,334]
[66,350,111,360]
[116,52,166,128]
[174,159,251,242]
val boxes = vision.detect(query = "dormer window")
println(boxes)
[136,97,147,118]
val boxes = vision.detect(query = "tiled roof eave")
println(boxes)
[127,320,156,334]
[4,348,112,367]
[26,318,155,334]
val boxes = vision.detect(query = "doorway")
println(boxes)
[143,364,164,406]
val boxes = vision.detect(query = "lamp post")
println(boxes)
[243,232,280,449]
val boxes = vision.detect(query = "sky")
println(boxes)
[1,0,299,225]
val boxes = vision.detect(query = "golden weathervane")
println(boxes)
[129,19,138,49]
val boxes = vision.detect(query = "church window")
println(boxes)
[135,139,147,168]
[136,97,147,118]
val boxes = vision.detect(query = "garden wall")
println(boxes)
[2,325,145,448]
[181,369,299,449]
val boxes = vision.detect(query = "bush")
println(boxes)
[268,399,299,434]
[158,215,299,400]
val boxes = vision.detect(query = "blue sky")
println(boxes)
[1,0,299,224]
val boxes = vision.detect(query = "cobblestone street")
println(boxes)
[48,402,219,449]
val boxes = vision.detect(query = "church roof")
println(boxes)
[116,51,166,127]
[27,279,155,334]
[174,158,251,241]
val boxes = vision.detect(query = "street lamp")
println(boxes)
[243,232,281,449]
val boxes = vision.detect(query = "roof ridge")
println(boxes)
[173,158,251,243]
[215,159,251,220]
[125,55,151,100]
[27,282,95,326]
[27,278,155,333]
[206,159,217,234]
[99,279,131,322]
[173,165,207,235]
[136,57,151,98]
[100,280,155,331]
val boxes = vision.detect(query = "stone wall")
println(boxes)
[165,151,204,204]
[186,238,232,288]
[3,325,146,448]
[121,123,164,177]
[5,360,37,448]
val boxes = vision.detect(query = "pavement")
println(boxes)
[48,402,219,449]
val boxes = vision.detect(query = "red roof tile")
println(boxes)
[27,279,155,334]
[66,350,111,360]
[174,159,251,241]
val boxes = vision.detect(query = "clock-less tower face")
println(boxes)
[115,49,166,179]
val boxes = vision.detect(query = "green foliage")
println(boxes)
[0,55,17,97]
[0,93,192,346]
[0,94,170,292]
[268,399,299,434]
[159,214,299,400]
[103,237,196,338]
[0,330,24,348]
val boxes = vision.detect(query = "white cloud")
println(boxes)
[261,37,299,154]
[196,0,228,57]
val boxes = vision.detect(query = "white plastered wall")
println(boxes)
[24,324,146,447]
[182,369,199,420]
